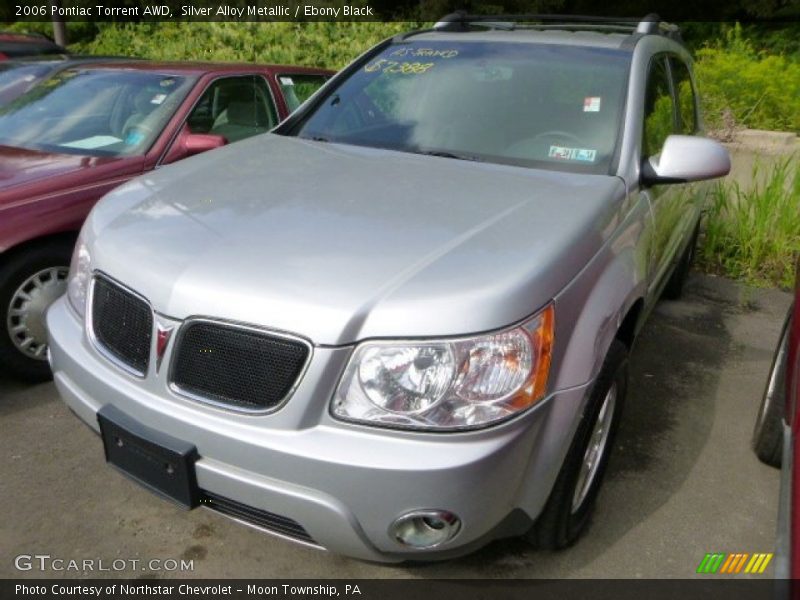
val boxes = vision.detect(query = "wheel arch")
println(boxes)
[0,231,78,268]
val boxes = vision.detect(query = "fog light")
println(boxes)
[390,510,461,549]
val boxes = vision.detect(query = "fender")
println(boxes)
[551,194,651,393]
[513,194,651,519]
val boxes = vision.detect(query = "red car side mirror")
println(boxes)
[183,133,226,156]
[162,129,227,165]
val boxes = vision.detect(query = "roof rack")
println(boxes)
[432,12,683,43]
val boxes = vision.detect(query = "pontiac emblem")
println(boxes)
[155,323,174,372]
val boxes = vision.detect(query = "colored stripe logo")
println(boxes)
[697,553,773,574]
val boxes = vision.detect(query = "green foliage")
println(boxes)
[69,22,416,69]
[699,157,800,289]
[694,24,800,134]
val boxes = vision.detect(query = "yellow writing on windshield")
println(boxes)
[390,48,459,59]
[364,60,435,75]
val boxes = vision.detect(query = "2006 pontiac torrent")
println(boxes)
[47,14,731,561]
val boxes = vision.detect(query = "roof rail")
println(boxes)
[433,11,683,42]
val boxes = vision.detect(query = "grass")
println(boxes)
[699,157,800,289]
[694,24,800,135]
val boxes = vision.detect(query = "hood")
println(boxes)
[0,145,96,189]
[87,134,626,345]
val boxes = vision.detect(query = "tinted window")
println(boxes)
[669,57,697,134]
[642,56,676,157]
[0,69,195,156]
[278,74,329,112]
[187,75,277,143]
[288,42,632,174]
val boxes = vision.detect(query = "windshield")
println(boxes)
[290,41,631,174]
[0,68,196,157]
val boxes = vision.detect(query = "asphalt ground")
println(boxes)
[0,273,791,579]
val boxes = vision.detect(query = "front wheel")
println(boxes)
[528,340,628,549]
[0,240,73,382]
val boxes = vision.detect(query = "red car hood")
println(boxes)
[0,144,122,197]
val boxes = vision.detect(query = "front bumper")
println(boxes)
[47,297,590,562]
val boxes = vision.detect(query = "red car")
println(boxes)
[753,259,800,579]
[0,60,333,381]
[0,32,66,60]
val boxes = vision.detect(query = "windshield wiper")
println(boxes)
[412,149,483,162]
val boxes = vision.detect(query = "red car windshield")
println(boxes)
[0,68,196,157]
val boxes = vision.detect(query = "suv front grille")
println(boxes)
[170,321,310,411]
[91,275,153,375]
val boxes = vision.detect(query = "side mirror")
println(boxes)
[162,129,227,165]
[641,135,731,186]
[183,133,226,156]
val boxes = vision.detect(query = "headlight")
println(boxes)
[332,304,554,430]
[66,235,92,318]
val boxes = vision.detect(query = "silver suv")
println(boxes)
[47,14,730,561]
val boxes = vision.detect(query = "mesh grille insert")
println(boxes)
[171,321,309,410]
[201,491,316,545]
[91,275,152,375]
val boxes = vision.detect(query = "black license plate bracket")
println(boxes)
[97,404,199,508]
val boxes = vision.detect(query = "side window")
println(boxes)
[669,58,697,135]
[642,56,676,157]
[186,75,277,143]
[277,74,329,113]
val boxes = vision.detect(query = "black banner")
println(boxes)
[1,579,795,600]
[5,0,800,23]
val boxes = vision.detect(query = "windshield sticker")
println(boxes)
[61,135,122,150]
[160,78,176,87]
[150,93,167,105]
[280,76,294,85]
[363,59,435,75]
[124,130,146,146]
[549,146,597,162]
[583,97,602,112]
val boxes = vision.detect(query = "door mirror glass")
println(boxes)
[642,134,731,185]
[161,127,226,165]
[183,132,226,155]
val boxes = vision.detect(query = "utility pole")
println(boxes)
[48,0,68,47]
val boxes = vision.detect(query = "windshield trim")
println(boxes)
[277,39,633,177]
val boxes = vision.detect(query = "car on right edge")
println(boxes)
[47,13,730,561]
[753,259,800,579]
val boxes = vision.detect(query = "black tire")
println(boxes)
[752,311,790,468]
[0,239,73,383]
[528,340,628,550]
[662,219,700,300]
